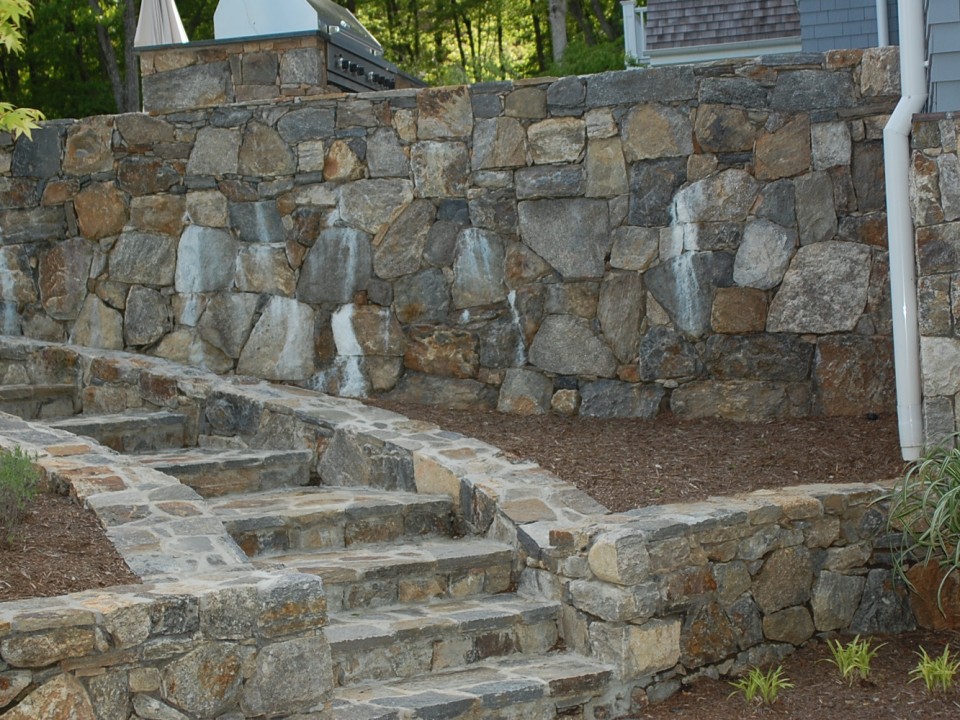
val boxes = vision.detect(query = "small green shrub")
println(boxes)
[886,434,960,610]
[728,665,793,706]
[822,635,884,685]
[910,645,960,693]
[0,445,40,543]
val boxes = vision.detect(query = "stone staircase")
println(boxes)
[40,406,616,719]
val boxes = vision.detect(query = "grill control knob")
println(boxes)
[339,57,350,71]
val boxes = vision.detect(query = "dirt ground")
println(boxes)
[370,403,906,512]
[0,492,139,602]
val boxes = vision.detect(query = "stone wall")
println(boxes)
[0,49,902,420]
[911,112,960,445]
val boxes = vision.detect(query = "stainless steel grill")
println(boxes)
[214,0,403,91]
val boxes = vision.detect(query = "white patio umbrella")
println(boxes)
[134,0,189,47]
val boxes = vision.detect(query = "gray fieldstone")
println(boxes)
[860,46,900,97]
[938,152,960,222]
[567,579,659,622]
[239,122,295,177]
[161,642,245,716]
[585,66,696,106]
[849,569,916,635]
[116,113,175,146]
[547,76,586,108]
[367,127,410,178]
[527,117,586,164]
[187,127,240,176]
[704,334,813,382]
[694,104,760,153]
[276,106,335,143]
[175,226,237,293]
[622,104,693,161]
[11,125,61,178]
[726,596,764,650]
[516,166,585,199]
[469,188,519,236]
[754,179,796,227]
[755,114,811,180]
[143,62,232,111]
[921,336,960,396]
[110,232,177,286]
[794,172,838,245]
[673,169,759,223]
[812,121,852,170]
[699,77,768,107]
[497,368,553,415]
[124,286,170,346]
[374,199,436,279]
[610,227,660,272]
[472,117,528,170]
[349,304,405,357]
[298,227,372,305]
[394,268,451,324]
[452,228,507,309]
[762,606,814,645]
[639,325,702,380]
[598,272,644,363]
[852,142,886,212]
[229,200,284,243]
[645,252,734,338]
[752,546,814,614]
[588,618,682,680]
[186,190,229,227]
[518,199,610,279]
[505,86,546,118]
[198,293,259,358]
[545,281,599,318]
[770,70,856,112]
[733,219,797,290]
[70,295,123,350]
[241,637,331,716]
[812,570,867,632]
[670,379,810,421]
[923,396,956,448]
[64,117,114,175]
[529,314,617,377]
[585,138,628,197]
[279,46,323,84]
[628,158,687,226]
[766,241,871,333]
[237,297,316,381]
[385,372,498,409]
[411,141,470,197]
[579,380,664,419]
[479,311,527,368]
[338,179,414,234]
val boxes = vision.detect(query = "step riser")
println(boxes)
[147,459,311,499]
[227,503,456,557]
[0,385,77,421]
[307,559,514,612]
[332,617,560,687]
[48,413,188,453]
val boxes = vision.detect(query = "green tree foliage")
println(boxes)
[0,0,626,120]
[0,0,43,136]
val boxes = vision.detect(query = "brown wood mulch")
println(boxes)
[0,493,139,603]
[369,403,907,512]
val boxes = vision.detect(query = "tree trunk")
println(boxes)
[548,0,567,63]
[569,0,596,46]
[530,0,547,70]
[589,0,618,39]
[124,0,140,112]
[87,0,125,112]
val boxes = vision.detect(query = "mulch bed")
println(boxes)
[0,493,139,602]
[368,403,907,512]
[633,630,960,719]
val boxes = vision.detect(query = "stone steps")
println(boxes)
[328,593,561,687]
[134,446,314,498]
[254,537,516,611]
[333,653,615,719]
[206,486,457,556]
[0,383,77,420]
[47,410,189,453]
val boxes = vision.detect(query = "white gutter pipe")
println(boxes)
[883,0,927,461]
[876,0,890,45]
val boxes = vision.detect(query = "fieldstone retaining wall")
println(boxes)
[910,112,960,446]
[0,49,902,420]
[0,338,915,714]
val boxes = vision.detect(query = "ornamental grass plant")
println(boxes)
[0,445,39,544]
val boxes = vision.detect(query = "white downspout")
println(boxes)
[876,0,890,45]
[883,0,927,461]
[621,1,639,65]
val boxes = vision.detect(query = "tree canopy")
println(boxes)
[0,0,627,121]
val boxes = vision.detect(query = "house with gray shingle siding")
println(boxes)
[927,0,960,111]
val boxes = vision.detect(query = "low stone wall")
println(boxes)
[0,339,914,715]
[910,112,960,445]
[0,50,901,421]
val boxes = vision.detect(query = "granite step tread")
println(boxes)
[134,446,314,498]
[332,652,615,719]
[254,537,515,610]
[328,593,562,686]
[47,410,189,453]
[206,485,457,554]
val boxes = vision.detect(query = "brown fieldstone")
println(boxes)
[814,335,895,416]
[680,600,739,666]
[130,195,186,237]
[39,237,93,321]
[753,546,814,614]
[762,606,815,645]
[497,368,553,415]
[505,87,546,118]
[622,104,693,161]
[117,157,181,196]
[551,388,580,415]
[404,327,479,378]
[755,115,811,180]
[472,117,528,170]
[74,182,127,240]
[417,85,473,139]
[3,674,95,720]
[41,179,79,206]
[528,117,586,164]
[411,141,470,197]
[323,139,365,182]
[236,245,296,296]
[350,304,405,357]
[711,287,767,334]
[586,138,628,197]
[907,562,960,631]
[64,117,114,175]
[694,104,760,153]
